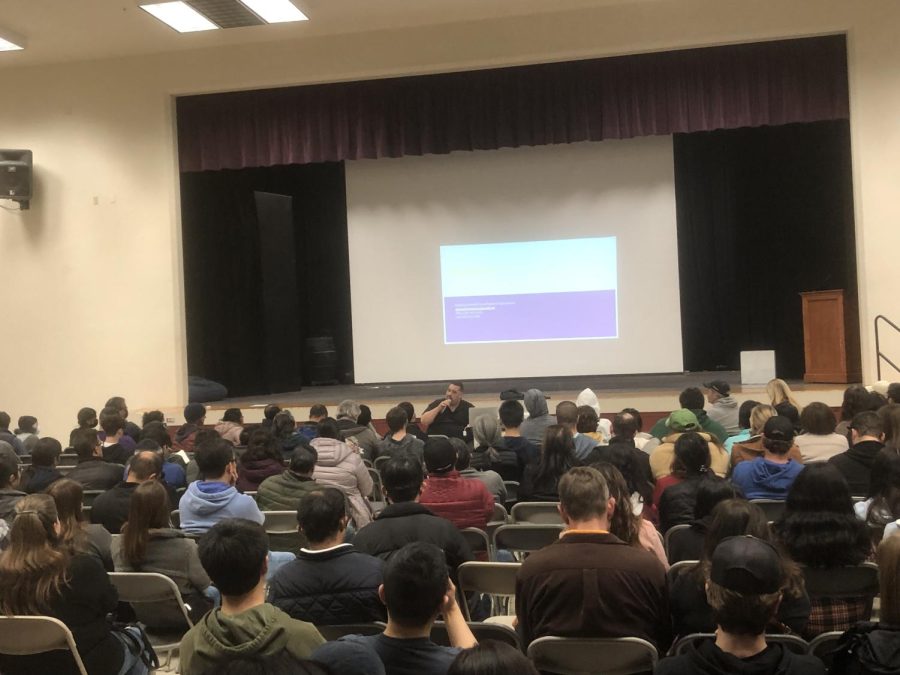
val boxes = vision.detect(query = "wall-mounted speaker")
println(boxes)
[0,149,32,209]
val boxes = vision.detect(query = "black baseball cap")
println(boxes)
[703,380,731,396]
[710,535,783,595]
[763,415,795,443]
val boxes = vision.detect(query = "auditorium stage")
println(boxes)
[181,371,857,425]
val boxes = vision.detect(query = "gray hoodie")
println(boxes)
[707,396,740,437]
[520,389,553,447]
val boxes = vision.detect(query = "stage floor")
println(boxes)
[174,370,856,424]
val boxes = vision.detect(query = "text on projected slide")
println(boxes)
[440,237,618,344]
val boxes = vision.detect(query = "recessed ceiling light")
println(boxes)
[0,28,25,51]
[238,0,308,23]
[140,2,220,32]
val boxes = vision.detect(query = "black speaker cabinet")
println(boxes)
[0,149,32,207]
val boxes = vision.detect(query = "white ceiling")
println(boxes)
[0,0,646,69]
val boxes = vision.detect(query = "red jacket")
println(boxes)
[419,470,494,530]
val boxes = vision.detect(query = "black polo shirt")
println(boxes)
[424,399,473,439]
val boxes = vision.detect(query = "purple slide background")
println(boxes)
[444,289,617,343]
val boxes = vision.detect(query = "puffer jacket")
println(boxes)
[520,389,553,446]
[310,437,374,528]
[658,476,721,533]
[236,457,285,493]
[215,421,243,446]
[268,545,386,625]
[649,433,729,479]
[257,471,319,511]
[419,470,494,529]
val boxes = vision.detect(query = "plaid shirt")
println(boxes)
[806,596,870,637]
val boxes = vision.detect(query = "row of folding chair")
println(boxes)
[170,508,308,553]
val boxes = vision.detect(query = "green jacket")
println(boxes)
[178,603,324,674]
[650,409,728,444]
[256,471,319,511]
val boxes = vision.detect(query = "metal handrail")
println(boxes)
[875,315,900,379]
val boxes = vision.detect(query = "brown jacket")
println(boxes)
[515,531,671,650]
[730,436,803,470]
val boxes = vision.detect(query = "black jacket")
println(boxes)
[666,517,710,564]
[268,544,386,625]
[472,442,521,482]
[656,638,825,675]
[659,477,714,533]
[828,441,886,496]
[831,622,900,674]
[351,501,474,578]
[64,458,123,491]
[90,482,138,534]
[20,465,63,493]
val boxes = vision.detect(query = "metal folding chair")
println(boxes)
[528,636,658,675]
[0,615,88,675]
[511,501,562,524]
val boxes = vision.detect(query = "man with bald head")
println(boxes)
[90,450,164,533]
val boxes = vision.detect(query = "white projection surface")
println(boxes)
[345,137,683,383]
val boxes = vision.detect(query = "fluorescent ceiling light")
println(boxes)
[140,2,219,32]
[239,0,308,23]
[0,28,25,51]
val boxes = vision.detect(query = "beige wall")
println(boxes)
[2,0,898,439]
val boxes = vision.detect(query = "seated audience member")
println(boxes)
[141,410,165,427]
[704,379,741,437]
[836,385,876,437]
[397,401,428,442]
[831,535,900,673]
[335,400,381,459]
[556,400,599,461]
[311,420,374,528]
[295,403,328,442]
[14,415,39,453]
[0,495,150,675]
[621,407,653,451]
[649,410,729,480]
[592,462,667,568]
[378,406,425,463]
[237,429,285,492]
[774,463,871,635]
[179,437,264,534]
[597,413,655,509]
[0,456,25,522]
[516,466,669,649]
[175,402,207,452]
[575,388,613,442]
[0,440,18,469]
[766,377,802,409]
[262,404,282,431]
[829,410,886,496]
[67,428,126,490]
[99,406,134,465]
[498,399,539,475]
[0,411,26,455]
[268,487,386,624]
[723,400,759,453]
[113,480,213,624]
[520,388,553,447]
[273,410,310,458]
[19,436,63,493]
[179,519,324,675]
[419,437,494,530]
[69,406,98,448]
[881,403,900,456]
[856,450,900,535]
[454,441,507,504]
[670,499,810,638]
[257,445,319,511]
[776,401,802,435]
[666,481,741,565]
[104,396,142,444]
[448,641,539,675]
[731,417,804,500]
[730,403,804,468]
[139,421,187,488]
[47,478,113,571]
[323,542,477,675]
[215,408,244,446]
[575,405,605,447]
[658,432,724,533]
[421,382,474,440]
[658,536,824,675]
[90,450,164,534]
[352,456,474,576]
[519,425,577,502]
[648,387,729,445]
[471,414,517,478]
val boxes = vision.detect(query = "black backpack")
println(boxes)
[831,623,900,674]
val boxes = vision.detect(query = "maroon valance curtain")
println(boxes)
[176,34,848,172]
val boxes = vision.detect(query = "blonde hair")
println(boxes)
[877,534,900,624]
[766,379,801,410]
[750,404,778,436]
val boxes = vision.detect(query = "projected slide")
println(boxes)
[440,237,618,344]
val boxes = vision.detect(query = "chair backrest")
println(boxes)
[368,468,383,501]
[503,480,519,505]
[493,524,564,554]
[109,572,193,631]
[457,561,521,603]
[670,632,809,657]
[802,563,880,599]
[528,636,658,675]
[363,458,373,469]
[460,528,491,559]
[57,465,75,476]
[749,499,787,521]
[664,523,691,559]
[430,621,521,651]
[666,560,699,587]
[81,490,104,507]
[59,453,78,464]
[262,510,306,554]
[170,509,180,529]
[491,502,509,524]
[0,615,88,675]
[374,455,392,473]
[316,623,386,641]
[243,490,258,500]
[807,631,843,670]
[511,501,562,524]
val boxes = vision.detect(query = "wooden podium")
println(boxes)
[800,289,861,383]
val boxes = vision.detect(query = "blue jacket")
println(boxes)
[731,458,804,500]
[178,481,263,533]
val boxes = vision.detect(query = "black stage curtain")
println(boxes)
[674,120,856,378]
[180,163,351,396]
[176,35,848,172]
